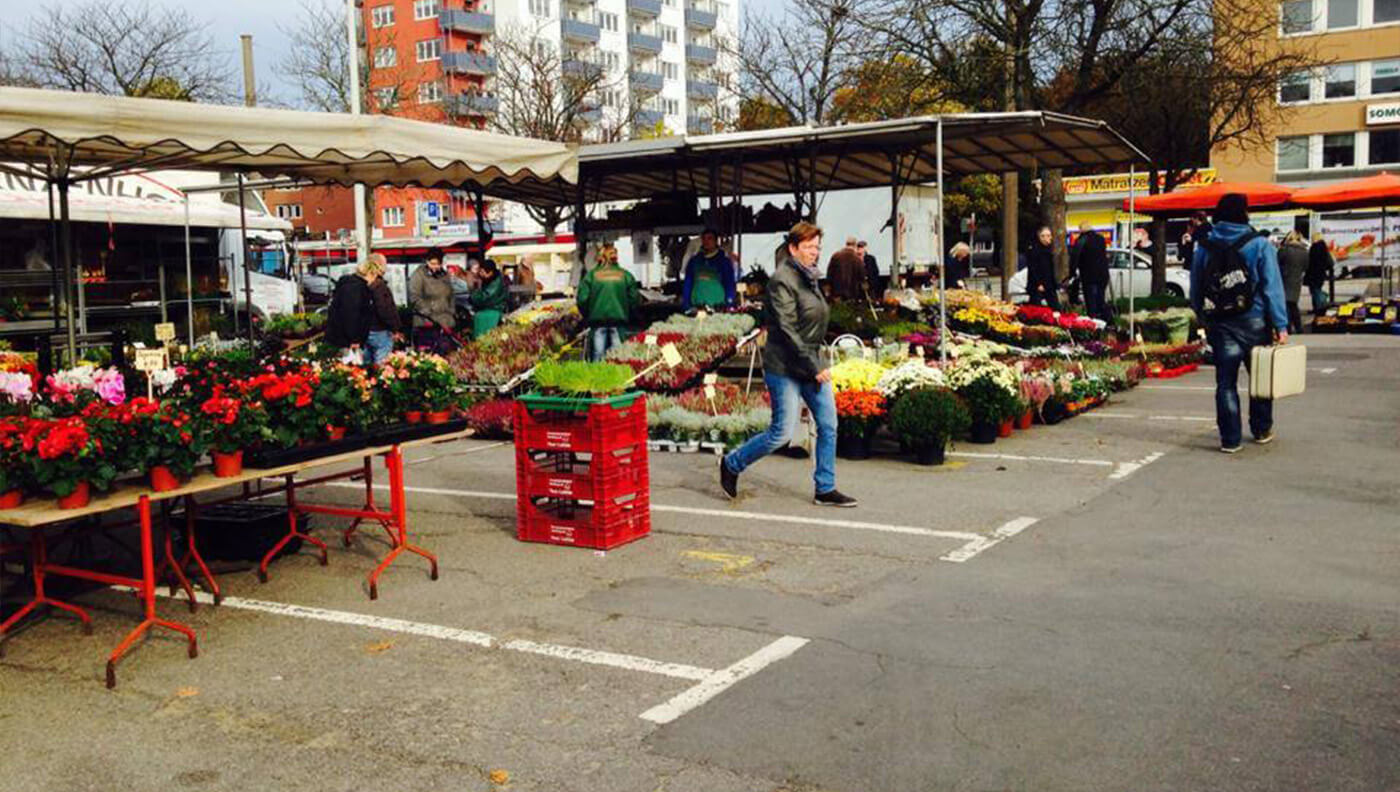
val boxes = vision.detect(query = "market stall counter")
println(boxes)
[0,427,470,688]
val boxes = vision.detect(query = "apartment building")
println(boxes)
[1211,0,1400,185]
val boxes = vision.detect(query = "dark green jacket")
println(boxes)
[468,274,508,313]
[761,257,829,381]
[577,263,640,326]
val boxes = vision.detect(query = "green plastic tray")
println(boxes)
[516,391,644,412]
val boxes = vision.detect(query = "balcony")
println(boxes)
[686,115,714,134]
[685,43,717,65]
[449,92,499,116]
[562,58,604,79]
[561,17,602,44]
[686,79,717,100]
[629,70,664,93]
[577,105,603,123]
[442,50,498,75]
[628,31,663,54]
[684,4,717,29]
[627,0,663,16]
[634,108,665,127]
[440,9,495,34]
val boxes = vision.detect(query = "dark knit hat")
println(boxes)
[1213,193,1249,225]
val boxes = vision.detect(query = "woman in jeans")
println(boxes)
[720,222,857,507]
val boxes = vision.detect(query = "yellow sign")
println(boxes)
[660,343,682,368]
[1063,169,1217,197]
[134,348,168,372]
[154,323,176,342]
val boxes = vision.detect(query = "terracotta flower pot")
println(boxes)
[425,410,452,425]
[57,481,90,510]
[404,411,424,424]
[327,425,347,440]
[997,419,1014,438]
[1018,410,1033,430]
[149,465,181,492]
[0,489,23,509]
[212,451,244,478]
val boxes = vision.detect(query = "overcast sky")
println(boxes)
[7,0,785,107]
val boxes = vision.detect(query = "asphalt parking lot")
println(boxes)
[2,333,1397,792]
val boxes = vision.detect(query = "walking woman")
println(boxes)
[1278,231,1309,333]
[1026,226,1060,309]
[719,222,857,507]
[1305,233,1333,316]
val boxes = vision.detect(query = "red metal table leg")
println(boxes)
[0,530,92,656]
[343,457,395,548]
[105,496,198,689]
[176,497,220,605]
[258,474,328,583]
[366,446,438,600]
[159,506,197,613]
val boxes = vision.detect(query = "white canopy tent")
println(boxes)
[0,86,578,356]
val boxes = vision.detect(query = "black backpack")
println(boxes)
[1199,231,1262,319]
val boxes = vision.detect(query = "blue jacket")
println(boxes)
[1190,222,1288,330]
[681,250,737,309]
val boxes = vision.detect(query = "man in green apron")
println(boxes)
[468,258,508,338]
[681,228,737,311]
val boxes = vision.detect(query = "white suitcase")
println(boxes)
[1250,343,1307,400]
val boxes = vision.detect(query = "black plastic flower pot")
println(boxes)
[913,442,946,466]
[968,421,998,444]
[837,433,873,460]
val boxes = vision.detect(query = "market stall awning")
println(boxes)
[497,112,1148,206]
[1123,181,1295,216]
[1289,172,1400,211]
[0,168,290,230]
[0,86,577,199]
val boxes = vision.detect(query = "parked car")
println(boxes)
[300,270,334,305]
[1007,248,1191,302]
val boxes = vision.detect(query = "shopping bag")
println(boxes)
[1249,343,1306,400]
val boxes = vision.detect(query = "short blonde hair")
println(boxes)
[949,242,971,257]
[1284,230,1303,245]
[358,253,386,278]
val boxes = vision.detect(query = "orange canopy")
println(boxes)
[1122,181,1295,216]
[1289,172,1400,211]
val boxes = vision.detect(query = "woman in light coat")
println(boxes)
[1278,231,1309,334]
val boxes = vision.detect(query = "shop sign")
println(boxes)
[1063,169,1217,196]
[1364,102,1400,126]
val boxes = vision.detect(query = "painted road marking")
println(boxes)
[939,517,1040,563]
[640,635,810,725]
[1110,451,1165,480]
[948,451,1114,468]
[1309,367,1337,374]
[326,483,985,542]
[683,550,755,573]
[1086,412,1214,422]
[117,587,713,681]
[1139,385,1217,391]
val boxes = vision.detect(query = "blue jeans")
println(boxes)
[724,371,837,494]
[1208,315,1274,448]
[1082,281,1108,320]
[1308,285,1329,314]
[365,330,394,365]
[587,326,624,362]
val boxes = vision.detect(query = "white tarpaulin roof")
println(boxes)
[0,86,577,198]
[0,168,290,230]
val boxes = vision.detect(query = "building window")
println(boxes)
[374,46,397,68]
[1279,71,1311,103]
[1372,129,1400,164]
[716,1,731,19]
[1277,135,1310,171]
[276,204,303,220]
[413,0,440,20]
[1321,133,1355,168]
[1372,60,1400,95]
[1280,0,1313,33]
[1376,0,1400,23]
[382,206,406,226]
[528,0,551,17]
[416,38,442,62]
[662,97,679,115]
[599,11,619,31]
[662,61,679,80]
[418,80,444,104]
[602,51,620,71]
[660,24,678,43]
[1324,64,1355,98]
[532,39,554,59]
[664,0,677,6]
[371,5,396,28]
[1326,0,1357,27]
[374,87,399,109]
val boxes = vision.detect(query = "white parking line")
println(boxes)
[119,587,713,681]
[1084,412,1214,422]
[1309,367,1337,374]
[640,635,810,724]
[948,451,1114,467]
[1139,385,1216,391]
[940,517,1039,563]
[1110,451,1166,480]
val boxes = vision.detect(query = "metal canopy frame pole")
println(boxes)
[889,153,902,288]
[1127,164,1137,342]
[574,181,588,289]
[58,178,78,363]
[184,195,195,347]
[238,174,255,345]
[47,180,60,333]
[936,119,948,365]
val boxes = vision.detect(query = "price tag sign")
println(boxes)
[154,322,176,343]
[696,309,708,322]
[134,348,167,372]
[644,334,658,346]
[660,343,683,368]
[1196,328,1206,340]
[1135,333,1144,344]
[913,345,923,358]
[703,373,718,385]
[704,384,717,400]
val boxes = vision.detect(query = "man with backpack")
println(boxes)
[1190,194,1289,454]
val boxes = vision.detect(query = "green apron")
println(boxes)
[472,310,502,338]
[691,258,726,307]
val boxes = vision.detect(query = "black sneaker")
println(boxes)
[814,489,858,508]
[719,456,739,500]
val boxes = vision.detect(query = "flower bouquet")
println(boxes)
[888,387,970,465]
[834,389,885,459]
[25,416,118,507]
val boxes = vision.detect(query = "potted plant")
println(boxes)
[26,417,118,508]
[834,389,885,460]
[242,368,320,449]
[134,403,205,491]
[415,357,461,423]
[200,396,268,477]
[0,416,31,507]
[956,377,1020,444]
[313,364,375,439]
[889,387,970,465]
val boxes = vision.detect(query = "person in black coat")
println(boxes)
[325,257,383,362]
[945,242,971,289]
[1304,234,1333,315]
[1071,222,1110,319]
[1025,226,1060,310]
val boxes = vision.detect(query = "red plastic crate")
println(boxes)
[513,398,647,454]
[515,494,650,549]
[516,447,648,500]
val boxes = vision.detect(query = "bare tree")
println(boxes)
[276,0,357,113]
[731,0,868,128]
[17,1,231,101]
